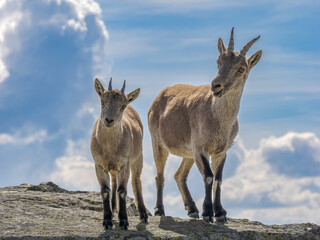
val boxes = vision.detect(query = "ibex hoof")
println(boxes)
[214,215,227,223]
[154,206,165,216]
[103,220,113,230]
[141,218,148,223]
[203,216,213,223]
[139,210,149,223]
[188,212,199,219]
[140,216,148,223]
[119,219,129,230]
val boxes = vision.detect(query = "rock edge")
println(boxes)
[0,182,319,240]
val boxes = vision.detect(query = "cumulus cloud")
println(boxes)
[0,0,108,85]
[50,138,157,201]
[0,0,109,188]
[140,161,156,202]
[0,0,23,83]
[0,129,47,145]
[148,132,320,223]
[50,139,98,191]
[223,132,320,224]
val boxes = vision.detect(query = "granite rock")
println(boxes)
[0,182,319,240]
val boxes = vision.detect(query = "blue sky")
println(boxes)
[0,0,320,225]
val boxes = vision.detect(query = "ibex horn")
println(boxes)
[121,80,126,94]
[227,27,234,52]
[108,77,112,91]
[240,35,260,56]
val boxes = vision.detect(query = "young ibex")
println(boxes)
[148,28,262,223]
[90,78,148,230]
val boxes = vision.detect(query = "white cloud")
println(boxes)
[50,139,98,191]
[0,0,112,191]
[0,129,47,145]
[232,205,320,225]
[140,161,156,201]
[0,0,23,83]
[50,137,157,202]
[223,132,320,224]
[0,0,109,85]
[77,102,98,119]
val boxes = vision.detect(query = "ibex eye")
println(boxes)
[238,67,245,73]
[121,105,126,110]
[101,102,105,107]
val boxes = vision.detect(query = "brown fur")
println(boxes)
[90,78,148,230]
[148,28,262,222]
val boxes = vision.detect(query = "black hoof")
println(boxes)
[154,206,165,216]
[119,219,129,230]
[139,210,149,223]
[203,215,214,223]
[214,215,227,223]
[141,217,148,223]
[214,208,227,223]
[103,220,113,230]
[188,212,199,219]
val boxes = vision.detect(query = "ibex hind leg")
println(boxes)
[131,154,148,223]
[174,158,199,218]
[152,141,169,216]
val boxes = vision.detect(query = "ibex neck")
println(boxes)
[96,120,123,139]
[213,87,244,126]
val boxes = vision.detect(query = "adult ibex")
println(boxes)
[148,28,262,223]
[90,78,148,230]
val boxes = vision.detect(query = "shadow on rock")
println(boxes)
[158,216,236,239]
[99,221,153,239]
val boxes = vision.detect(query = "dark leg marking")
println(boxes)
[194,153,214,223]
[111,173,117,212]
[212,154,227,223]
[117,186,128,230]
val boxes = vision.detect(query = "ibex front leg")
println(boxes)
[211,153,227,223]
[194,151,214,223]
[117,163,130,230]
[95,165,113,230]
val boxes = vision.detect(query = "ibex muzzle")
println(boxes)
[211,74,224,97]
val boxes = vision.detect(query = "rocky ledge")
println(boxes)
[0,182,319,240]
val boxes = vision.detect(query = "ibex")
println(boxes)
[90,78,148,230]
[148,28,262,223]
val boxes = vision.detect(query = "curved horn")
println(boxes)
[240,35,260,56]
[121,80,126,94]
[227,27,234,52]
[108,77,112,91]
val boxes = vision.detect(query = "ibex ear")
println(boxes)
[248,50,262,70]
[217,37,227,55]
[94,78,105,96]
[127,88,140,103]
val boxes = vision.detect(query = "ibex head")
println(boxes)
[211,27,262,98]
[94,78,140,127]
